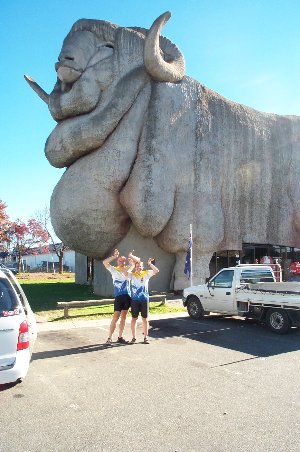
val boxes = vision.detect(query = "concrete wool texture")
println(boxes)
[39,13,300,290]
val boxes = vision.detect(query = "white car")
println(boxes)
[0,268,37,385]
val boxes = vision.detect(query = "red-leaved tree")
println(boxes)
[0,200,12,257]
[9,218,50,271]
[0,200,11,244]
[35,206,66,274]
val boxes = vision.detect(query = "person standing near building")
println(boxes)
[103,249,132,345]
[128,252,159,344]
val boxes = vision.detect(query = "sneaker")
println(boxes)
[105,338,112,346]
[129,337,136,344]
[117,337,129,344]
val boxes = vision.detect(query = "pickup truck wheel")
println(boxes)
[266,309,291,334]
[187,296,204,319]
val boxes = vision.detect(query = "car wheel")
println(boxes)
[266,308,291,334]
[187,296,204,319]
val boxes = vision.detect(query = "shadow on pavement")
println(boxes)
[31,314,300,362]
[31,341,130,361]
[0,381,20,392]
[149,315,300,358]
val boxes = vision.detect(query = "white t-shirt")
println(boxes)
[129,270,154,301]
[107,265,131,297]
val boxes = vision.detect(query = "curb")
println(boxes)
[36,311,189,332]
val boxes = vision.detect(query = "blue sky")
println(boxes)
[1,0,300,223]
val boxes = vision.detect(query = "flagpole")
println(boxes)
[190,223,193,287]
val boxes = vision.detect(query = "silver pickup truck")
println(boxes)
[183,264,300,334]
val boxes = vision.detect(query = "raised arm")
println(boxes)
[122,258,135,277]
[103,249,119,268]
[147,258,159,275]
[128,250,141,263]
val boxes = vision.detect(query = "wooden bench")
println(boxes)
[148,294,166,305]
[57,294,166,318]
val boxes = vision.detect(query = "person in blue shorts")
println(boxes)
[103,249,132,345]
[128,252,159,344]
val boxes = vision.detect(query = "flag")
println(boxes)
[184,236,192,278]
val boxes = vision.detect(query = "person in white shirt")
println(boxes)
[128,252,159,344]
[103,249,132,345]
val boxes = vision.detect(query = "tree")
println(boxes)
[35,206,66,274]
[0,200,12,257]
[0,200,11,243]
[9,218,50,271]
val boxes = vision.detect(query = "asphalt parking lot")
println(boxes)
[1,313,300,452]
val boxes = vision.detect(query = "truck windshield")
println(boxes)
[210,270,234,288]
[0,278,20,316]
[240,269,274,284]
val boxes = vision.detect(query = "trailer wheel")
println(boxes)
[266,308,291,334]
[187,296,204,319]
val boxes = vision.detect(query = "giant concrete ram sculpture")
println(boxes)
[26,12,300,289]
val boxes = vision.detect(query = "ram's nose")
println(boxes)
[57,51,75,64]
[55,50,76,71]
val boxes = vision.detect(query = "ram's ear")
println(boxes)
[112,27,145,77]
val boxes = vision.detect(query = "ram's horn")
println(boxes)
[24,75,49,104]
[144,11,185,83]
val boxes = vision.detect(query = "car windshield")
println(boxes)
[0,277,20,316]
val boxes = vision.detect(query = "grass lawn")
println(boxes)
[18,272,185,322]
